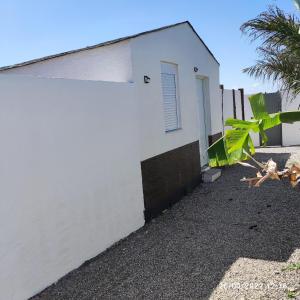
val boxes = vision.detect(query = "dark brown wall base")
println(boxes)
[141,141,201,222]
[208,132,222,146]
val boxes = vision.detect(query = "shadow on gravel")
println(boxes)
[32,152,300,300]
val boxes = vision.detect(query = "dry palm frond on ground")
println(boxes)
[240,152,300,187]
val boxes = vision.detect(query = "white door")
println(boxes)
[196,78,209,167]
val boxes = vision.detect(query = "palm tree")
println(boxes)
[241,6,300,96]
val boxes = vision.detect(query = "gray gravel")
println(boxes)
[32,147,300,300]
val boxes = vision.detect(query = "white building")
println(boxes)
[0,20,222,218]
[0,21,222,299]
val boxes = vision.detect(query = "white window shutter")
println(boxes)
[160,63,180,132]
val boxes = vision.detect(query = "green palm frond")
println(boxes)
[241,6,300,96]
[241,6,300,49]
[293,0,300,10]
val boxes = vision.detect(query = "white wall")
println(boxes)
[282,93,300,146]
[0,75,144,300]
[131,23,221,160]
[223,89,234,129]
[0,41,132,82]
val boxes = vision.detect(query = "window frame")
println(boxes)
[160,62,181,132]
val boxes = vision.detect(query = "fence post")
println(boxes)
[232,89,237,119]
[239,88,245,120]
[220,84,224,133]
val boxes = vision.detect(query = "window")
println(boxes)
[160,62,181,132]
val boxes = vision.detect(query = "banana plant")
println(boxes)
[208,93,300,167]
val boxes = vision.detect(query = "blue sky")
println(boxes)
[0,0,297,93]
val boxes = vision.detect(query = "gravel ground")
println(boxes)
[32,147,300,300]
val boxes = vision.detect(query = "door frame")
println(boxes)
[195,75,211,167]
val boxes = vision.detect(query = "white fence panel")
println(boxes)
[282,93,300,146]
[222,89,234,129]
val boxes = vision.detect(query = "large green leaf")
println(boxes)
[207,132,256,167]
[207,137,228,167]
[228,135,255,164]
[208,93,300,167]
[247,134,255,154]
[279,111,300,123]
[261,111,300,130]
[225,118,259,131]
[260,113,281,130]
[227,148,244,165]
[259,123,268,146]
[225,129,250,153]
[248,93,269,119]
